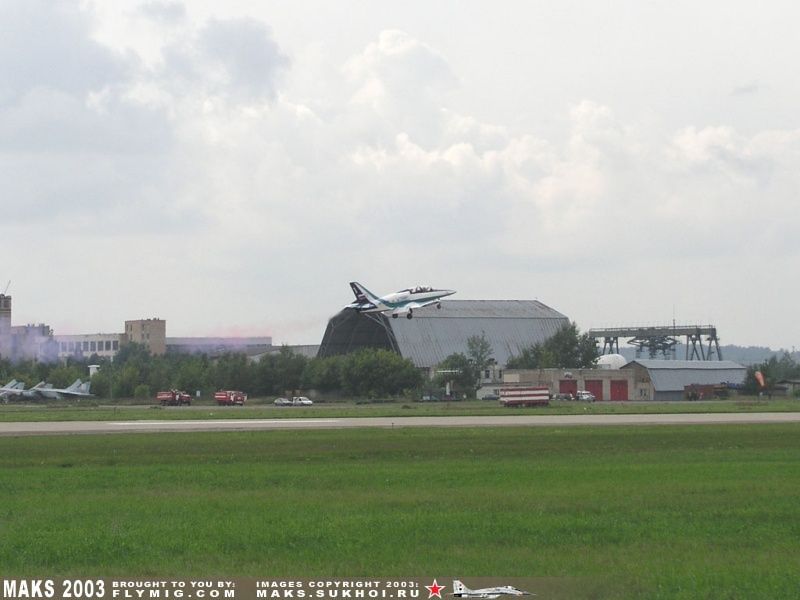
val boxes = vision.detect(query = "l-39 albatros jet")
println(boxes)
[347,282,456,319]
[451,581,532,599]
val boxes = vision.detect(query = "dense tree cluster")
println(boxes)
[432,334,495,398]
[506,322,599,369]
[744,353,800,394]
[0,358,86,390]
[1,343,423,401]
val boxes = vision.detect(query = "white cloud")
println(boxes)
[153,16,289,103]
[0,0,129,103]
[136,1,187,25]
[3,5,799,348]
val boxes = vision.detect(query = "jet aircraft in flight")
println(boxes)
[347,281,455,319]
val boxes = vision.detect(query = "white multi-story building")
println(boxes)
[54,333,125,360]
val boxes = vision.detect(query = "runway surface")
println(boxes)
[2,412,800,436]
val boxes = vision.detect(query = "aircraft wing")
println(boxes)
[398,299,440,312]
[347,301,378,311]
[416,299,442,309]
[58,389,94,398]
[45,380,93,398]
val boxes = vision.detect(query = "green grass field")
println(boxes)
[1,396,799,422]
[1,425,799,598]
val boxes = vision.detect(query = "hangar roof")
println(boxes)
[623,359,747,391]
[318,300,569,368]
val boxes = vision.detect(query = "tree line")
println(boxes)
[89,344,424,400]
[1,323,601,401]
[1,343,423,400]
[4,325,794,401]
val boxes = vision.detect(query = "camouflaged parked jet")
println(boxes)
[27,379,93,400]
[0,379,25,401]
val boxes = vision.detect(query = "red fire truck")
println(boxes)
[156,390,192,406]
[214,390,247,406]
[499,386,550,407]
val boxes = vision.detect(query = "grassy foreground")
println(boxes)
[1,396,799,421]
[1,425,799,598]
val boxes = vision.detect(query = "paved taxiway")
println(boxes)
[2,412,800,436]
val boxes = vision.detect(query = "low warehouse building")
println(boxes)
[503,367,635,401]
[621,359,747,401]
[318,300,569,373]
[503,359,748,401]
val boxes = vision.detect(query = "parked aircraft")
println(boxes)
[451,581,531,599]
[25,379,93,400]
[19,381,47,399]
[40,379,92,399]
[0,379,25,401]
[346,282,455,319]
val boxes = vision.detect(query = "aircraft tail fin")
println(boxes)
[452,581,471,596]
[65,379,82,392]
[79,381,92,395]
[349,282,381,305]
[3,379,17,389]
[14,381,25,390]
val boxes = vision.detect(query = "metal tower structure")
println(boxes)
[589,325,722,360]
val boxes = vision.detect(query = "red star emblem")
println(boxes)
[426,580,446,599]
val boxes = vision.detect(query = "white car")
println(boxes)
[576,390,596,402]
[292,396,313,406]
[273,397,292,406]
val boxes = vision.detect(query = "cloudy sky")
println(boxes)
[3,0,799,349]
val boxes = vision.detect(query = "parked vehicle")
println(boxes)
[274,396,313,406]
[214,390,247,406]
[576,390,596,402]
[685,384,729,400]
[156,390,192,406]
[499,386,550,407]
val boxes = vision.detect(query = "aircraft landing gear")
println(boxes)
[437,302,442,309]
[392,313,398,319]
[406,310,413,319]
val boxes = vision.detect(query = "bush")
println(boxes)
[134,384,151,399]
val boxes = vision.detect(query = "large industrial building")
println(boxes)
[166,337,273,356]
[503,364,635,401]
[0,294,58,362]
[125,319,167,355]
[502,357,747,401]
[55,334,125,360]
[318,300,570,374]
[54,319,271,361]
[621,359,747,401]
